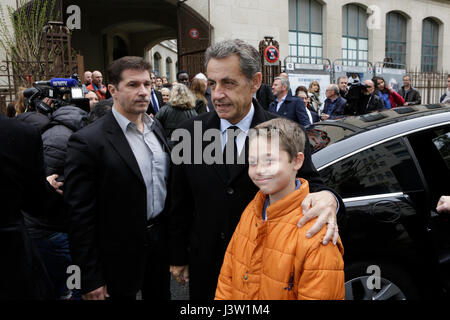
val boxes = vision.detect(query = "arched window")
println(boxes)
[288,0,323,64]
[385,12,407,67]
[421,18,439,72]
[166,57,172,81]
[153,52,161,76]
[342,4,368,66]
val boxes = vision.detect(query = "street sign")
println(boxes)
[264,46,280,65]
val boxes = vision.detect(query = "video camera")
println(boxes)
[23,74,90,114]
[344,82,371,116]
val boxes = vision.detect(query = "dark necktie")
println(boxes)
[223,126,242,178]
[151,90,159,112]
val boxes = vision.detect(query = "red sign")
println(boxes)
[264,46,279,64]
[189,28,200,40]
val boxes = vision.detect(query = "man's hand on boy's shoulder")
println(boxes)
[298,190,339,246]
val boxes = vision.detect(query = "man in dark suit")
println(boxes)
[321,84,347,120]
[146,72,164,115]
[168,39,344,300]
[0,115,53,299]
[269,77,311,127]
[64,56,171,300]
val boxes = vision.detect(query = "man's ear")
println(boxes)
[108,84,116,96]
[294,152,305,171]
[252,72,263,93]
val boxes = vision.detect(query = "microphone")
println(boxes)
[34,78,79,87]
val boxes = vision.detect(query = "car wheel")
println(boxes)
[344,261,419,300]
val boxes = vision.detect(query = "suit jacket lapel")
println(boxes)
[103,112,145,185]
[202,111,229,185]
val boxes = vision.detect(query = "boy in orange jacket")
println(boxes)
[215,118,345,300]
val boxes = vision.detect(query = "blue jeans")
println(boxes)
[32,232,81,300]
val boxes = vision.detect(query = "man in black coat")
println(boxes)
[64,56,171,300]
[168,39,344,300]
[0,114,53,299]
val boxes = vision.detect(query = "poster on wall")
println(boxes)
[288,73,331,106]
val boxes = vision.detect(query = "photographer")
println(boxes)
[16,78,88,299]
[345,80,385,116]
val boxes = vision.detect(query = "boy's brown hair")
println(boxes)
[251,118,306,161]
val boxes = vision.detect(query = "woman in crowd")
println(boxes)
[190,78,208,114]
[372,76,405,109]
[308,81,322,113]
[160,87,171,105]
[155,83,198,147]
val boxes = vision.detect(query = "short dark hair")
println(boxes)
[107,56,152,87]
[177,70,189,80]
[87,99,112,123]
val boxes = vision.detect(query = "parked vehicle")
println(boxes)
[307,104,450,300]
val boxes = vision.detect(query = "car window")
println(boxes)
[307,124,355,153]
[319,138,423,198]
[432,131,450,170]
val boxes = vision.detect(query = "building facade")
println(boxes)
[187,0,450,72]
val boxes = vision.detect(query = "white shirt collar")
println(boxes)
[220,103,255,134]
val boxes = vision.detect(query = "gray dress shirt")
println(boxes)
[112,106,169,220]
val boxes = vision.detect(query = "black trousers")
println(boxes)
[108,220,171,300]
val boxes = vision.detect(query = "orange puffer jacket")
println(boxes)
[215,179,345,300]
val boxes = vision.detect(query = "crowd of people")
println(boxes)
[1,38,450,301]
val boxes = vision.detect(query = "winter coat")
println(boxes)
[377,89,405,109]
[215,179,345,300]
[16,111,51,133]
[18,106,87,233]
[323,96,347,119]
[397,86,421,105]
[42,106,88,177]
[155,104,198,146]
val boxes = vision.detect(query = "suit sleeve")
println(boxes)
[23,127,47,219]
[295,99,311,126]
[215,226,237,300]
[168,159,196,266]
[64,132,105,294]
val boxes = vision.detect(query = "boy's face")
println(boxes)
[248,136,304,199]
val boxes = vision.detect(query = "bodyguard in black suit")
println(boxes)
[0,115,53,299]
[169,39,344,300]
[269,77,311,127]
[65,57,171,300]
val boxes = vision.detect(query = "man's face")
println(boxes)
[156,78,163,88]
[298,92,309,105]
[271,79,285,98]
[326,86,335,99]
[338,78,348,91]
[403,76,411,88]
[207,55,261,124]
[447,77,450,89]
[84,72,92,84]
[178,73,190,86]
[150,73,156,88]
[162,77,169,85]
[363,81,374,95]
[85,91,99,110]
[248,136,303,197]
[92,72,103,86]
[109,69,151,116]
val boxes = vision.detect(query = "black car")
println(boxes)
[307,105,450,300]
